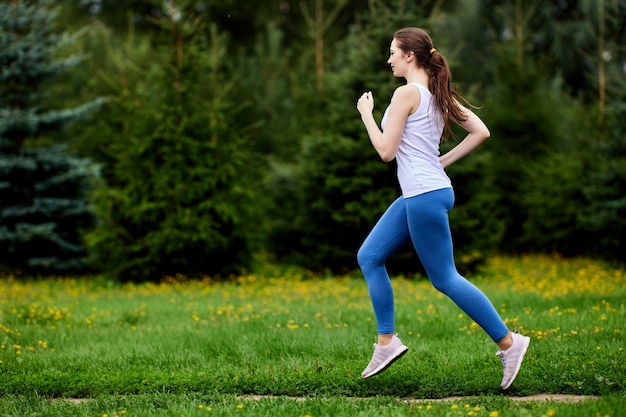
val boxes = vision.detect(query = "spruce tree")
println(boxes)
[0,0,101,274]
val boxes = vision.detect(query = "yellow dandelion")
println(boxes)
[489,412,499,417]
[451,404,459,409]
[236,404,244,409]
[547,410,556,416]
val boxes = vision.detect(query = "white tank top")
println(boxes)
[381,82,451,198]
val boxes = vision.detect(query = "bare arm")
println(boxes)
[357,87,417,162]
[439,104,490,169]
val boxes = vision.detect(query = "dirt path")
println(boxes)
[239,394,599,403]
[404,394,598,403]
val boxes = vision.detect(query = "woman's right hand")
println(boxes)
[357,91,374,116]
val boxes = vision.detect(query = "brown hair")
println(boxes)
[393,27,471,140]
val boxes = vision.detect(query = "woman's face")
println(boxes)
[387,38,408,77]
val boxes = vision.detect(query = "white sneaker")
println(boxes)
[497,332,530,389]
[361,334,408,379]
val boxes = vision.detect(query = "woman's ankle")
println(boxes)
[497,332,513,351]
[378,333,394,346]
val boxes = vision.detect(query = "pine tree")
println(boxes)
[0,0,101,274]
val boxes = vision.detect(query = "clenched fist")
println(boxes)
[357,91,374,116]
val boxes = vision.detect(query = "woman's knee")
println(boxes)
[357,244,383,272]
[357,245,371,270]
[430,277,452,295]
[427,268,462,295]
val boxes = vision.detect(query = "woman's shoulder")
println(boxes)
[390,84,424,116]
[392,84,422,101]
[406,82,431,95]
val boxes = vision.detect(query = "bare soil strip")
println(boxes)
[238,394,599,403]
[403,394,599,403]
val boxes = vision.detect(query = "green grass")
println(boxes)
[1,255,624,416]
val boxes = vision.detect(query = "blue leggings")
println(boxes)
[357,188,509,343]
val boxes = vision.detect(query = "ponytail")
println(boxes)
[428,50,470,141]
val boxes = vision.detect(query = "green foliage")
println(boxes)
[579,101,626,262]
[83,2,262,281]
[516,92,602,256]
[521,152,595,255]
[33,0,626,276]
[0,0,101,153]
[269,133,397,272]
[481,35,566,251]
[0,146,97,273]
[232,22,300,159]
[0,0,101,275]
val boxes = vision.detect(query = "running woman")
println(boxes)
[356,27,530,389]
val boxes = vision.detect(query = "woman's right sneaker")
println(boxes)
[361,334,408,379]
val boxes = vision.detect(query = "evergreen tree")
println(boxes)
[478,1,570,252]
[485,0,626,261]
[0,0,101,274]
[84,1,262,281]
[582,106,626,262]
[579,0,626,262]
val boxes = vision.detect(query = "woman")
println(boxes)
[356,27,529,389]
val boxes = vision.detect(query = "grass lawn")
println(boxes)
[1,254,624,416]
